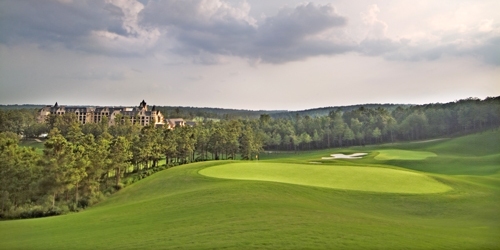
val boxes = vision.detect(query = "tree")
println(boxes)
[321,116,332,148]
[175,126,196,163]
[400,111,428,140]
[343,127,355,145]
[300,132,312,149]
[133,125,162,170]
[259,114,271,124]
[270,132,282,150]
[350,118,362,137]
[24,122,49,138]
[81,134,109,205]
[384,117,398,142]
[48,113,78,137]
[161,128,178,164]
[40,128,75,208]
[69,142,89,205]
[372,127,382,143]
[312,130,321,149]
[239,126,263,160]
[224,120,242,160]
[66,122,84,143]
[330,111,346,147]
[0,132,41,212]
[109,136,132,187]
[208,123,225,160]
[194,125,210,161]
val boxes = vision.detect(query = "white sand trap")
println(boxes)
[322,153,367,160]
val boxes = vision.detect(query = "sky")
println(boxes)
[0,0,499,111]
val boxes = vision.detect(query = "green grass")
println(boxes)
[199,162,451,194]
[1,131,499,249]
[374,149,437,160]
[18,139,45,154]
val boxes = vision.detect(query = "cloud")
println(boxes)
[1,0,498,65]
[140,1,350,63]
[356,4,500,65]
[0,0,159,56]
[253,3,351,63]
[0,1,119,45]
[361,4,387,39]
[256,3,347,46]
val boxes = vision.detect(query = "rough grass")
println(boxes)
[199,162,451,194]
[1,131,499,249]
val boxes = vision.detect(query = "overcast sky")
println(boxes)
[1,0,499,110]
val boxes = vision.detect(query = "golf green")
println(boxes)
[375,149,437,160]
[199,162,451,194]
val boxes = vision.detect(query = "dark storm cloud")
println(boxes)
[1,0,498,65]
[253,3,352,63]
[255,3,347,47]
[140,1,350,63]
[0,0,124,47]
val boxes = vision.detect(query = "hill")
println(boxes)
[1,130,499,249]
[0,103,409,119]
[0,104,45,110]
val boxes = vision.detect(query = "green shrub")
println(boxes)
[114,183,124,191]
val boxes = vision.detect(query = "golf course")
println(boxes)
[1,130,499,249]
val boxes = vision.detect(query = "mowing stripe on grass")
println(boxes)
[375,149,437,160]
[199,162,451,194]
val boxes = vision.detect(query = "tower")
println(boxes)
[139,100,147,110]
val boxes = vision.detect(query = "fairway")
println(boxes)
[199,162,452,194]
[375,149,437,160]
[1,131,499,249]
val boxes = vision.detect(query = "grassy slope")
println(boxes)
[385,130,500,175]
[374,149,436,160]
[199,162,451,193]
[1,131,499,249]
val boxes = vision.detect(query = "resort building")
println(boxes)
[38,100,165,127]
[165,118,186,129]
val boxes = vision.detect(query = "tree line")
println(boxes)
[0,114,265,219]
[0,96,499,219]
[257,97,499,150]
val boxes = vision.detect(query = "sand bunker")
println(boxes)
[322,153,367,160]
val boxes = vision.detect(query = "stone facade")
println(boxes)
[38,100,165,127]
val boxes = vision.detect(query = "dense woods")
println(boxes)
[1,97,499,219]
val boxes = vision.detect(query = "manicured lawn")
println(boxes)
[19,139,45,154]
[1,131,499,249]
[199,162,451,194]
[374,149,436,160]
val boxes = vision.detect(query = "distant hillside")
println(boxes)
[0,103,411,119]
[270,103,411,119]
[0,104,45,110]
[155,104,412,119]
[155,106,285,119]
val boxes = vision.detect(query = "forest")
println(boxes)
[0,96,499,219]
